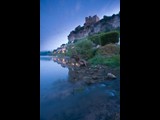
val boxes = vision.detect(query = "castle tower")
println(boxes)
[84,15,99,26]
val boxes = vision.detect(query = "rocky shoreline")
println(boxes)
[52,56,120,85]
[68,64,119,84]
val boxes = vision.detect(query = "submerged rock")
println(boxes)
[85,79,96,85]
[105,90,116,97]
[99,84,106,87]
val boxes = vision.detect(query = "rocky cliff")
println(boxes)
[68,12,120,43]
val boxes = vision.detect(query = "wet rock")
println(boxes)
[85,80,96,85]
[83,76,91,81]
[83,76,96,85]
[92,76,98,80]
[98,69,105,76]
[99,84,106,87]
[93,69,98,72]
[105,90,116,97]
[106,73,116,79]
[89,71,93,74]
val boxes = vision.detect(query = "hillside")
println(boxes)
[68,12,120,43]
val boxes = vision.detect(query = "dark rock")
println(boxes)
[93,69,98,72]
[90,72,94,75]
[85,80,95,85]
[79,59,87,67]
[83,76,91,81]
[92,76,98,80]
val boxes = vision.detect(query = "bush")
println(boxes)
[66,39,96,60]
[89,31,119,46]
[96,43,120,56]
[74,39,96,60]
[88,55,120,67]
[88,35,101,45]
[100,31,119,46]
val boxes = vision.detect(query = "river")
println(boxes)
[40,56,120,120]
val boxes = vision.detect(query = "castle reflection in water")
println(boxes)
[53,56,80,68]
[52,56,85,83]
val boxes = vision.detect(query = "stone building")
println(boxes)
[84,15,100,26]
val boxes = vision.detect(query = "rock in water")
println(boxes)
[107,73,116,79]
[99,84,106,87]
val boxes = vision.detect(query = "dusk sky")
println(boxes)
[40,0,120,51]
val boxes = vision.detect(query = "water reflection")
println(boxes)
[52,57,87,83]
[40,56,120,120]
[40,56,53,61]
[53,56,81,68]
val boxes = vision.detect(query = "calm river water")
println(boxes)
[40,56,120,120]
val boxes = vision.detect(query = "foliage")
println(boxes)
[66,39,96,60]
[88,31,119,46]
[100,31,119,46]
[65,45,73,57]
[88,55,120,67]
[96,43,120,56]
[88,34,101,45]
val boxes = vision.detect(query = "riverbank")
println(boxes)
[52,56,120,85]
[68,64,120,85]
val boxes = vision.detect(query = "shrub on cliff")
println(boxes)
[100,31,119,46]
[89,31,119,46]
[88,35,101,45]
[96,43,120,56]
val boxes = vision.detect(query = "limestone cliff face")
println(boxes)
[68,12,120,43]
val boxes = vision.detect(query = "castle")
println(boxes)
[84,15,100,26]
[53,12,120,53]
[67,15,100,43]
[67,12,120,43]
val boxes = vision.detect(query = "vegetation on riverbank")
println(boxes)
[66,39,96,60]
[88,54,120,67]
[52,30,120,68]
